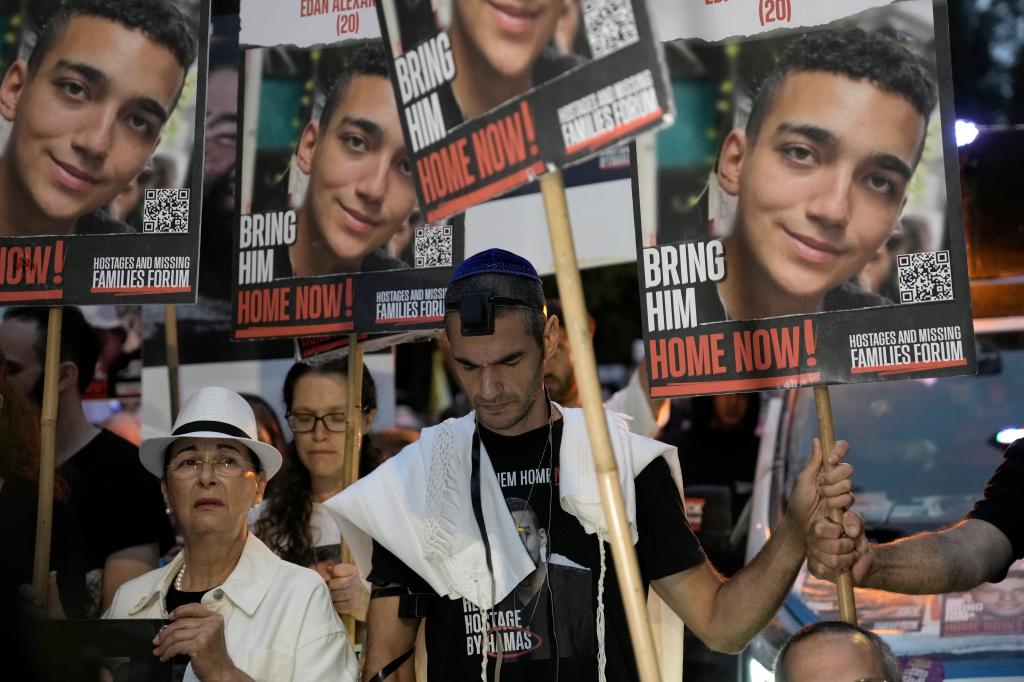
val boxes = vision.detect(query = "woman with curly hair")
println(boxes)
[252,358,377,620]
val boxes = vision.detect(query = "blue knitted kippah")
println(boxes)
[450,248,541,283]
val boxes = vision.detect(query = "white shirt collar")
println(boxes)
[129,532,278,617]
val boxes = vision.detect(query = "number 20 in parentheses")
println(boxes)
[759,0,792,26]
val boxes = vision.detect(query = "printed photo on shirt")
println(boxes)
[459,496,596,660]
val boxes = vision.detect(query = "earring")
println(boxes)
[165,507,171,514]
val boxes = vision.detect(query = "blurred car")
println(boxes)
[741,322,1024,681]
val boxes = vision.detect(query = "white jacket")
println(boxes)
[104,533,358,682]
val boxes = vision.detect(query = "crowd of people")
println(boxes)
[0,1,1019,681]
[1,247,1020,682]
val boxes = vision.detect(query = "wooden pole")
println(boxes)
[32,307,63,597]
[165,304,181,421]
[541,170,662,682]
[340,335,366,639]
[813,386,858,624]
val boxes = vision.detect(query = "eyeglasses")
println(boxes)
[287,412,348,433]
[167,455,257,480]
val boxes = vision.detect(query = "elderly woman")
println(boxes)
[104,386,357,682]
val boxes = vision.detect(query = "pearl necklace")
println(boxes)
[175,562,187,591]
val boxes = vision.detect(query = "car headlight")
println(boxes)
[748,656,774,682]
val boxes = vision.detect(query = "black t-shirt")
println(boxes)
[0,476,87,617]
[967,438,1024,579]
[61,430,175,578]
[0,477,88,679]
[370,418,704,681]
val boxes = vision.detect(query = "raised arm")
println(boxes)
[654,439,852,653]
[809,438,1021,595]
[809,513,1014,594]
[363,593,420,682]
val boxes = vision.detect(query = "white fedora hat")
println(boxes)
[140,386,283,479]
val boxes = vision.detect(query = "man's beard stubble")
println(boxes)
[473,362,546,433]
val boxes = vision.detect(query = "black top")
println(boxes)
[370,418,704,681]
[0,477,87,616]
[165,586,206,680]
[967,438,1024,580]
[272,244,408,279]
[165,585,206,613]
[699,280,893,323]
[433,44,586,129]
[60,430,175,613]
[0,477,88,679]
[532,47,587,87]
[74,209,134,235]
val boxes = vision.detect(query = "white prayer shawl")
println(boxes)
[324,405,686,681]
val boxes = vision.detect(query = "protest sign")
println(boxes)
[375,0,671,222]
[232,4,465,340]
[941,566,1024,638]
[141,9,295,369]
[232,3,643,343]
[0,0,210,305]
[633,0,976,398]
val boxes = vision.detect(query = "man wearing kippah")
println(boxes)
[327,248,845,681]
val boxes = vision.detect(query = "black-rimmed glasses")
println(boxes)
[287,412,348,433]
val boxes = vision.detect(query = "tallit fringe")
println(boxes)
[423,419,460,565]
[597,536,608,682]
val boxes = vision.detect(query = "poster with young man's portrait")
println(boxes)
[632,0,976,397]
[941,565,1024,638]
[374,0,671,222]
[232,2,641,342]
[0,0,209,305]
[234,3,464,341]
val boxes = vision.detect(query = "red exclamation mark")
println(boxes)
[53,240,65,285]
[345,277,353,317]
[804,319,816,367]
[521,101,539,156]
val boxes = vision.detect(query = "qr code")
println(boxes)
[142,188,190,233]
[582,0,639,58]
[897,250,953,304]
[414,225,453,268]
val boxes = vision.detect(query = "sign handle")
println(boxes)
[32,307,63,597]
[340,336,366,640]
[165,304,181,421]
[541,170,662,682]
[813,386,857,624]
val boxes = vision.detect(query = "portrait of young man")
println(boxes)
[444,0,584,118]
[969,571,1024,621]
[503,496,594,660]
[286,44,420,278]
[709,27,939,321]
[381,0,585,122]
[0,0,197,237]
